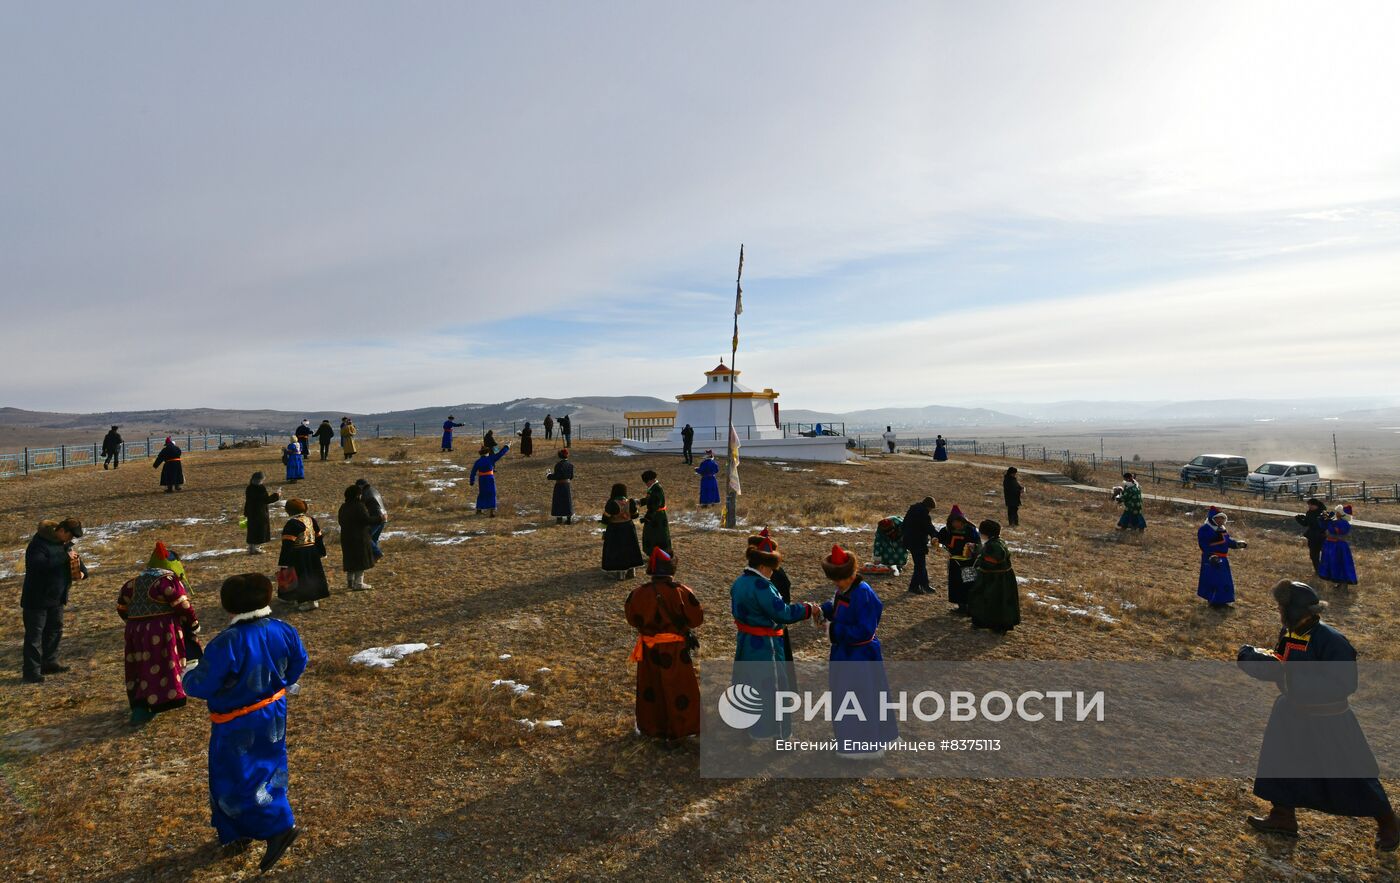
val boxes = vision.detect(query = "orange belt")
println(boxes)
[209,688,286,724]
[165,457,182,462]
[735,621,785,638]
[478,471,494,476]
[628,632,685,663]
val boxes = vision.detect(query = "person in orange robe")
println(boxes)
[624,547,704,742]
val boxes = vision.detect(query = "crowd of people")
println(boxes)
[15,414,1391,869]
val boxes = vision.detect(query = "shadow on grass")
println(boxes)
[285,735,851,881]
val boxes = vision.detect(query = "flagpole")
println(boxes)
[725,244,743,528]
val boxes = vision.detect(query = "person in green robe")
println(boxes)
[969,519,1020,634]
[639,470,672,556]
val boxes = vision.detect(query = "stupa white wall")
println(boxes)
[620,363,850,463]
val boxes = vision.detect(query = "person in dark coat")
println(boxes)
[1294,498,1328,575]
[936,505,981,615]
[1002,467,1023,527]
[20,518,86,682]
[519,422,534,457]
[681,424,695,465]
[1238,580,1399,850]
[102,426,123,469]
[314,420,335,461]
[901,496,936,595]
[337,485,376,591]
[969,519,1020,633]
[639,470,672,556]
[153,437,184,492]
[295,420,312,457]
[559,414,572,447]
[933,435,948,461]
[277,499,329,611]
[547,449,574,524]
[544,414,554,440]
[482,429,499,454]
[356,479,388,560]
[601,483,645,579]
[244,472,281,554]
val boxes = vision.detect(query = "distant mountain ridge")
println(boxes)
[4,394,1399,446]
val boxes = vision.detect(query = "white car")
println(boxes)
[1246,461,1323,494]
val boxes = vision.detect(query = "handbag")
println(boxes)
[960,565,977,584]
[277,566,299,592]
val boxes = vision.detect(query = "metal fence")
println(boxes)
[853,435,1400,506]
[0,422,637,479]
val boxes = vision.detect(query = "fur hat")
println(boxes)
[1271,579,1326,624]
[746,528,777,550]
[57,517,83,538]
[821,544,857,581]
[1207,506,1226,525]
[1335,504,1353,520]
[745,536,782,570]
[221,572,274,615]
[646,546,676,576]
[285,498,308,515]
[978,518,1001,539]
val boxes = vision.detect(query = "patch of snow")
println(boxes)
[512,529,537,536]
[349,643,429,668]
[806,525,863,534]
[1016,576,1061,585]
[1007,545,1048,556]
[184,548,249,561]
[537,667,551,673]
[517,719,536,729]
[542,720,564,728]
[499,653,512,660]
[492,679,531,695]
[426,534,474,546]
[823,479,850,487]
[610,447,638,457]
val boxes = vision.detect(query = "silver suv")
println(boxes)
[1246,461,1322,494]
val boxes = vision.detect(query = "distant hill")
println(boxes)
[984,397,1400,423]
[780,405,1025,432]
[0,398,674,449]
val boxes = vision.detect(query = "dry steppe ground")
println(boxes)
[2,439,1399,881]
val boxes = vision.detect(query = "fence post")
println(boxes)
[413,423,418,438]
[93,443,98,465]
[1151,463,1156,483]
[973,441,978,455]
[1091,453,1096,471]
[1361,481,1367,502]
[24,447,29,476]
[61,445,66,469]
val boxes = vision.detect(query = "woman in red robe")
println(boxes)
[117,541,200,725]
[625,547,704,742]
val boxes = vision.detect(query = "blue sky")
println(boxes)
[4,2,1400,412]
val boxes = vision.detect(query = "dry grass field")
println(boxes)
[3,439,1400,881]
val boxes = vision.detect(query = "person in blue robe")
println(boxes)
[283,437,305,483]
[1319,505,1359,587]
[730,537,819,739]
[1197,506,1245,608]
[183,573,308,872]
[696,451,721,507]
[469,443,510,516]
[1238,580,1398,850]
[933,435,948,461]
[441,416,465,452]
[820,544,897,757]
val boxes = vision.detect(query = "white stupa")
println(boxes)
[620,361,850,463]
[667,362,782,442]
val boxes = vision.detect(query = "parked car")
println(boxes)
[1180,454,1250,486]
[1246,461,1323,495]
